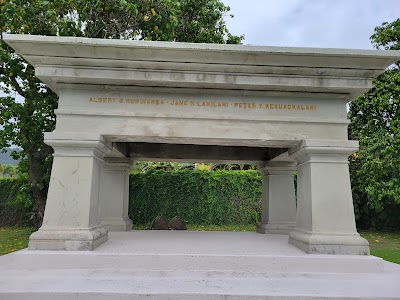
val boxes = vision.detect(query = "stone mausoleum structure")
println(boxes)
[4,34,399,254]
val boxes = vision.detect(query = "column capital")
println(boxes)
[46,138,113,159]
[258,161,297,175]
[103,157,135,171]
[289,139,358,165]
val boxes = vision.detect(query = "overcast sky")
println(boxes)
[223,0,399,49]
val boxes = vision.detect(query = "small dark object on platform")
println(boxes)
[150,216,169,230]
[168,216,187,230]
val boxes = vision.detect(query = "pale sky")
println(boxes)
[223,0,400,49]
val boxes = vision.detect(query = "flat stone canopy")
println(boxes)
[4,34,398,97]
[3,34,399,254]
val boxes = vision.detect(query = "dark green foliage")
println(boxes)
[348,18,400,230]
[348,70,400,230]
[0,148,21,166]
[0,178,34,227]
[371,19,400,61]
[0,162,17,177]
[129,170,262,225]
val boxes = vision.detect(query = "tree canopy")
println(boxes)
[348,18,400,229]
[0,162,17,177]
[0,0,243,226]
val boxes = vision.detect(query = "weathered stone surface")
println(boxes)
[168,216,187,230]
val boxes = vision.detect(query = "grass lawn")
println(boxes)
[360,231,400,264]
[1,226,399,265]
[0,227,35,256]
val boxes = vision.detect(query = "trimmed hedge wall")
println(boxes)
[2,169,398,230]
[129,170,262,225]
[0,178,33,227]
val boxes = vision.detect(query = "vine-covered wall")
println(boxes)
[129,170,262,225]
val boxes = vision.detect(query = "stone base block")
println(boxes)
[28,226,108,251]
[257,222,295,235]
[289,230,370,255]
[101,218,133,231]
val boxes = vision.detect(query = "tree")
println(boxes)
[3,163,16,177]
[348,19,400,230]
[0,0,243,227]
[0,163,16,177]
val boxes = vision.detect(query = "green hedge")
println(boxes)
[0,178,33,227]
[129,170,262,225]
[2,169,399,230]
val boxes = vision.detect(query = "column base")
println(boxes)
[101,218,133,231]
[289,230,370,255]
[257,222,295,235]
[28,226,108,251]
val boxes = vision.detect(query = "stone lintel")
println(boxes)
[3,34,399,96]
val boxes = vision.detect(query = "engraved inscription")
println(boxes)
[89,97,317,111]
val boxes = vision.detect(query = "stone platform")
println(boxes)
[1,231,399,299]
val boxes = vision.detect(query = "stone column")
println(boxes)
[29,139,111,251]
[257,161,297,235]
[100,158,134,231]
[288,140,369,255]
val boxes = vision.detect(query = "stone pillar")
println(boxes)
[29,139,111,251]
[257,161,297,235]
[288,140,369,255]
[100,158,134,231]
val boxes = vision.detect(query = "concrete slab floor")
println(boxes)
[1,231,399,300]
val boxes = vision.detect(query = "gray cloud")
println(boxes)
[224,0,400,49]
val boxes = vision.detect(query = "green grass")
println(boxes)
[0,226,399,265]
[360,231,400,264]
[0,227,35,256]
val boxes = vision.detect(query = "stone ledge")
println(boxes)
[29,226,108,251]
[289,230,370,255]
[257,222,295,235]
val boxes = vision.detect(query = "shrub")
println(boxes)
[0,178,34,227]
[129,170,262,225]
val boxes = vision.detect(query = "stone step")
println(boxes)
[1,232,399,300]
[2,250,384,273]
[2,266,400,300]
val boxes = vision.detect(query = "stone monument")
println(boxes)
[3,34,399,254]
